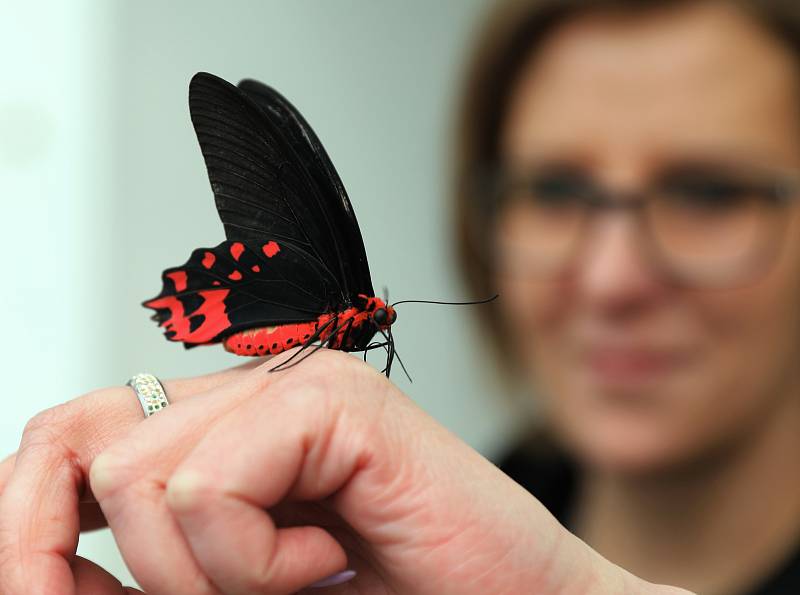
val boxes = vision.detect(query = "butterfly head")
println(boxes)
[372,303,397,330]
[361,295,397,330]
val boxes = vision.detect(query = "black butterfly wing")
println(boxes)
[236,77,374,298]
[144,239,341,345]
[144,72,376,347]
[190,72,375,300]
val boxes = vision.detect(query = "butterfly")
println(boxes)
[143,72,400,375]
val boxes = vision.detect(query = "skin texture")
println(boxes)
[0,351,691,595]
[497,2,800,593]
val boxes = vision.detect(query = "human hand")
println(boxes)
[0,359,263,594]
[0,350,694,594]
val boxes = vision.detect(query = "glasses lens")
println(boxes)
[491,171,588,276]
[649,177,784,285]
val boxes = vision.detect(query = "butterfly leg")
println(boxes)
[362,340,390,362]
[269,316,353,373]
[268,315,339,373]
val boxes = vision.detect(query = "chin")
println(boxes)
[553,411,711,478]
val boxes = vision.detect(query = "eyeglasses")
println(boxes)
[473,165,800,288]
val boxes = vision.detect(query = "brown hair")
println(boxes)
[452,0,800,374]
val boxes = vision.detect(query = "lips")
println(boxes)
[584,346,686,386]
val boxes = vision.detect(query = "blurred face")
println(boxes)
[496,1,800,475]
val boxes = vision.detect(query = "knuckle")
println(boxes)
[89,450,133,500]
[20,386,128,450]
[18,406,81,465]
[271,353,394,428]
[165,470,218,514]
[21,404,71,439]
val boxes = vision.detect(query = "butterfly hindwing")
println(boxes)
[144,239,342,346]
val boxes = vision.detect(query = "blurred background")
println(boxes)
[0,0,523,585]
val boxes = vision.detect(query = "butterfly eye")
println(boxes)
[389,310,397,324]
[373,308,388,325]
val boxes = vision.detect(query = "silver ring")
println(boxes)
[127,373,170,417]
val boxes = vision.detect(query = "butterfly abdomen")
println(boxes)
[222,306,376,356]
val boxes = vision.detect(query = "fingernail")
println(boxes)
[308,569,357,588]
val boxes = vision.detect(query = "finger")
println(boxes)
[0,434,83,595]
[0,452,16,495]
[0,359,266,595]
[164,382,365,594]
[88,363,285,595]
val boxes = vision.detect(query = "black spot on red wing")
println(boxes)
[286,338,293,344]
[180,293,205,317]
[272,343,278,349]
[189,314,206,333]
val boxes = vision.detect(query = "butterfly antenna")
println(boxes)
[390,294,499,308]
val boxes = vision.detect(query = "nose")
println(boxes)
[575,208,667,313]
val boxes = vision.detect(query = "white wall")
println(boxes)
[1,0,524,587]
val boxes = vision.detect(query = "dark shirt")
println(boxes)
[496,441,800,595]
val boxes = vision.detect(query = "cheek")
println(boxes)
[698,218,800,415]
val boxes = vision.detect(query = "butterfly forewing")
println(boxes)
[189,72,374,301]
[237,78,374,297]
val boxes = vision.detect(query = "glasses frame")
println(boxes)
[471,167,800,289]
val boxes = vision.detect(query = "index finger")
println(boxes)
[0,359,266,595]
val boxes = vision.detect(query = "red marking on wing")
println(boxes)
[230,242,245,261]
[202,251,216,269]
[251,265,260,273]
[228,270,242,281]
[166,271,188,292]
[262,241,280,258]
[145,289,231,344]
[212,280,221,286]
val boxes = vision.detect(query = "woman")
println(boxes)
[456,1,800,594]
[0,1,797,594]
